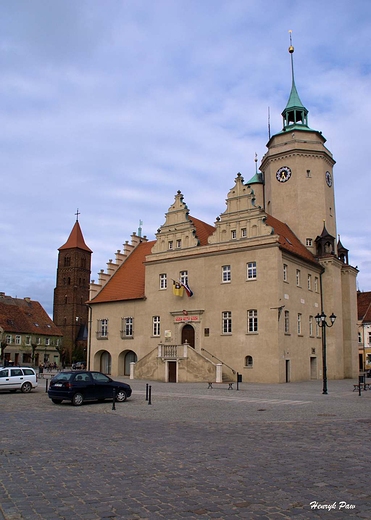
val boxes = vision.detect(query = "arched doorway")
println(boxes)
[100,351,112,374]
[182,324,195,348]
[124,351,137,376]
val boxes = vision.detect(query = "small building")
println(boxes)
[357,291,371,373]
[0,293,63,367]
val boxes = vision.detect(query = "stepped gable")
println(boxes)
[188,215,215,246]
[265,214,317,264]
[90,240,155,304]
[0,296,62,336]
[357,291,371,322]
[59,221,92,253]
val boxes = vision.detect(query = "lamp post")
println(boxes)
[315,311,336,395]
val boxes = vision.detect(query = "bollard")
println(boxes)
[145,383,149,401]
[45,378,49,393]
[112,388,116,410]
[148,385,152,405]
[358,375,362,397]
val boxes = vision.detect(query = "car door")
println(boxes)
[10,368,24,389]
[91,372,114,399]
[0,368,11,390]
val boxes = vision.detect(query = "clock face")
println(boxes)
[276,166,292,183]
[325,171,332,187]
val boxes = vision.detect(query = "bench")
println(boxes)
[208,382,234,390]
[353,383,370,391]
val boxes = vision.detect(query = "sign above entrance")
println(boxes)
[174,315,200,323]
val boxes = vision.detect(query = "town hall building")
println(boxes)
[87,44,358,384]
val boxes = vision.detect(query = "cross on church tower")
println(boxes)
[75,209,80,221]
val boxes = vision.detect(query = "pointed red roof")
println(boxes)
[59,221,92,253]
[90,240,155,304]
[189,216,216,246]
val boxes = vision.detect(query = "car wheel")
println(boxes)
[115,389,127,402]
[52,399,63,404]
[21,382,32,393]
[72,392,84,406]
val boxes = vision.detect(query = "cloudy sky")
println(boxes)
[1,0,370,316]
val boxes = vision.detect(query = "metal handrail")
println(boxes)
[201,348,236,374]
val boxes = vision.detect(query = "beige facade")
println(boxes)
[87,50,359,384]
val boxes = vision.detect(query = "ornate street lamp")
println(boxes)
[315,311,336,394]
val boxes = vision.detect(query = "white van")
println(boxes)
[0,367,38,393]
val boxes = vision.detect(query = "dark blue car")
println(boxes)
[48,371,132,406]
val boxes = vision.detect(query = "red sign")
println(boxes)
[174,315,199,322]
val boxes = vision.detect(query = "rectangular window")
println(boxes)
[231,230,237,239]
[176,239,181,248]
[26,336,31,346]
[247,309,258,333]
[180,270,188,286]
[284,311,290,334]
[296,269,301,286]
[316,322,320,338]
[308,274,312,291]
[159,273,167,290]
[241,228,247,238]
[247,261,257,280]
[297,313,302,335]
[37,337,41,345]
[314,277,319,293]
[368,332,371,344]
[309,316,313,337]
[153,316,160,337]
[283,264,288,282]
[122,317,134,338]
[6,335,12,344]
[306,238,313,247]
[222,311,232,334]
[45,338,50,346]
[168,241,173,250]
[222,265,231,283]
[97,319,108,338]
[15,335,21,345]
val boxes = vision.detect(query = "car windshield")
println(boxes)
[52,373,73,382]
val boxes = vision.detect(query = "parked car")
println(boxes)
[72,361,86,370]
[47,371,132,406]
[0,367,38,393]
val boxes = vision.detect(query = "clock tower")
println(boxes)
[260,38,337,253]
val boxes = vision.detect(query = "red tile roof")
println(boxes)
[265,214,317,264]
[357,291,371,322]
[59,221,92,253]
[90,240,155,304]
[189,215,216,246]
[0,296,63,336]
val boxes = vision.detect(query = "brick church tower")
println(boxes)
[53,214,92,365]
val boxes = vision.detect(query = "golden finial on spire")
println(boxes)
[288,29,294,53]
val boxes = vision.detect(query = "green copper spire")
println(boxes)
[281,31,310,131]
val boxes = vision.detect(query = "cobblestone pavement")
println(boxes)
[1,378,371,519]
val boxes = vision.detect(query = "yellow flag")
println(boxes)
[173,281,184,297]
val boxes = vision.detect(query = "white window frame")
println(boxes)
[153,316,160,337]
[283,264,288,282]
[222,265,231,283]
[231,230,237,239]
[97,319,108,339]
[180,270,188,286]
[297,313,302,335]
[296,269,301,287]
[159,273,167,290]
[122,317,134,338]
[309,316,314,337]
[247,309,258,333]
[284,310,290,334]
[247,261,257,280]
[15,335,21,345]
[222,311,232,334]
[308,274,312,291]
